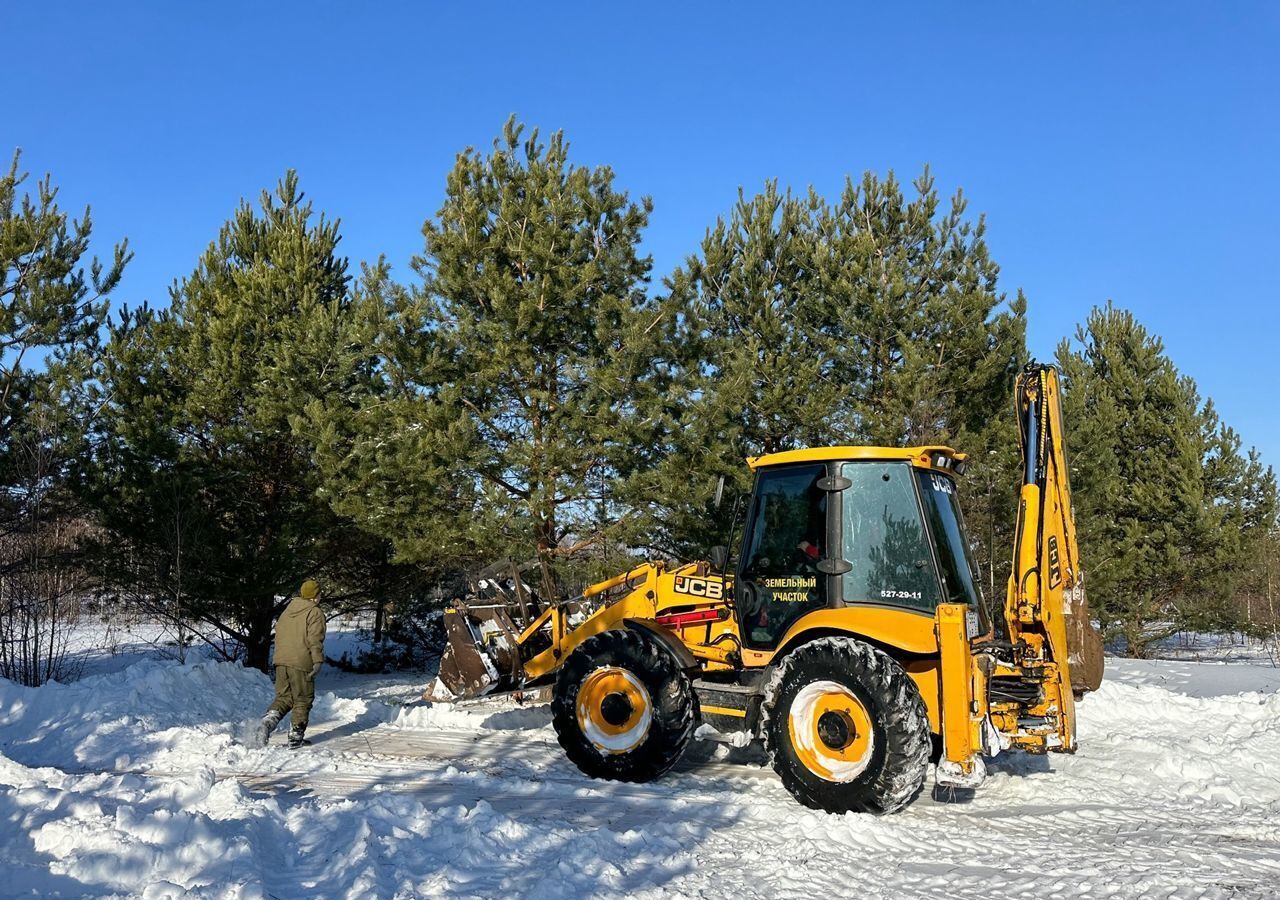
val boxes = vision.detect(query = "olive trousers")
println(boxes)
[267,665,315,729]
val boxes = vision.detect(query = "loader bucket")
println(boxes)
[436,604,525,700]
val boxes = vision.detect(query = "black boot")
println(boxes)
[257,710,283,746]
[288,725,309,749]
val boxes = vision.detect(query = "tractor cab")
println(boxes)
[732,446,990,653]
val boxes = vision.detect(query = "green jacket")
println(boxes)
[272,596,325,670]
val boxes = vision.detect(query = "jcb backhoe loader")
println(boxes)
[436,362,1105,814]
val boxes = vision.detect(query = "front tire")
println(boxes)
[552,629,697,783]
[762,636,930,814]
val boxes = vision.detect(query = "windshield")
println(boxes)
[915,470,983,610]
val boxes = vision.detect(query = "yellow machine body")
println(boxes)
[509,543,995,776]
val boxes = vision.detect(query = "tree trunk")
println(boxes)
[1123,620,1148,659]
[244,604,276,672]
[534,502,559,603]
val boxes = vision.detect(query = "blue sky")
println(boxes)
[5,2,1277,463]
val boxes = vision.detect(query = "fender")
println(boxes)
[742,606,940,667]
[623,618,701,671]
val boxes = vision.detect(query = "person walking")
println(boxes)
[258,579,326,748]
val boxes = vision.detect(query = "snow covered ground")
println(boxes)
[2,631,1279,899]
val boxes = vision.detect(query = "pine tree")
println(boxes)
[312,119,664,598]
[817,169,1026,608]
[85,173,385,669]
[644,169,1026,585]
[2,149,130,463]
[628,183,833,557]
[817,169,1025,446]
[1056,303,1276,656]
[1188,409,1278,632]
[0,150,130,684]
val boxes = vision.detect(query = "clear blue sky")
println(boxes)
[5,2,1277,463]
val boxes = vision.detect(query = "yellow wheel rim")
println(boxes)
[787,680,875,782]
[576,666,652,754]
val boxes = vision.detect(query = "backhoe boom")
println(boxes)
[995,363,1104,753]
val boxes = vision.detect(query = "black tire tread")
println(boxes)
[760,635,931,814]
[551,628,697,783]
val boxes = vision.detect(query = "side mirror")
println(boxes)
[712,475,725,510]
[709,545,729,573]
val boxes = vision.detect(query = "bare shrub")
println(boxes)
[0,430,86,686]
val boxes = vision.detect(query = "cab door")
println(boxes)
[735,463,832,649]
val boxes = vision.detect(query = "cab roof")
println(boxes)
[746,445,968,474]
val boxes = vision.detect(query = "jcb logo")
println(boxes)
[673,576,724,600]
[1047,536,1062,590]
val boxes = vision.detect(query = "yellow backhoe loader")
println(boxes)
[436,362,1105,813]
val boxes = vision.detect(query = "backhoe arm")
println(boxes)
[1002,363,1104,752]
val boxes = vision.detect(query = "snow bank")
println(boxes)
[0,659,268,773]
[1069,679,1280,811]
[1106,654,1280,696]
[0,659,374,774]
[1,748,722,899]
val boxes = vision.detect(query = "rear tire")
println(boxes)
[552,629,697,783]
[762,636,930,814]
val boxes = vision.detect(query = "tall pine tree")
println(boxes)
[85,173,385,669]
[817,169,1026,607]
[626,183,833,556]
[644,169,1026,591]
[312,119,667,598]
[1057,303,1276,656]
[816,169,1024,446]
[1,151,130,684]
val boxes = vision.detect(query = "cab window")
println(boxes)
[737,464,827,649]
[916,469,983,610]
[840,462,940,612]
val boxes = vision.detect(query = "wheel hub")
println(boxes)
[600,691,634,727]
[576,666,653,755]
[787,681,875,782]
[817,710,853,750]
